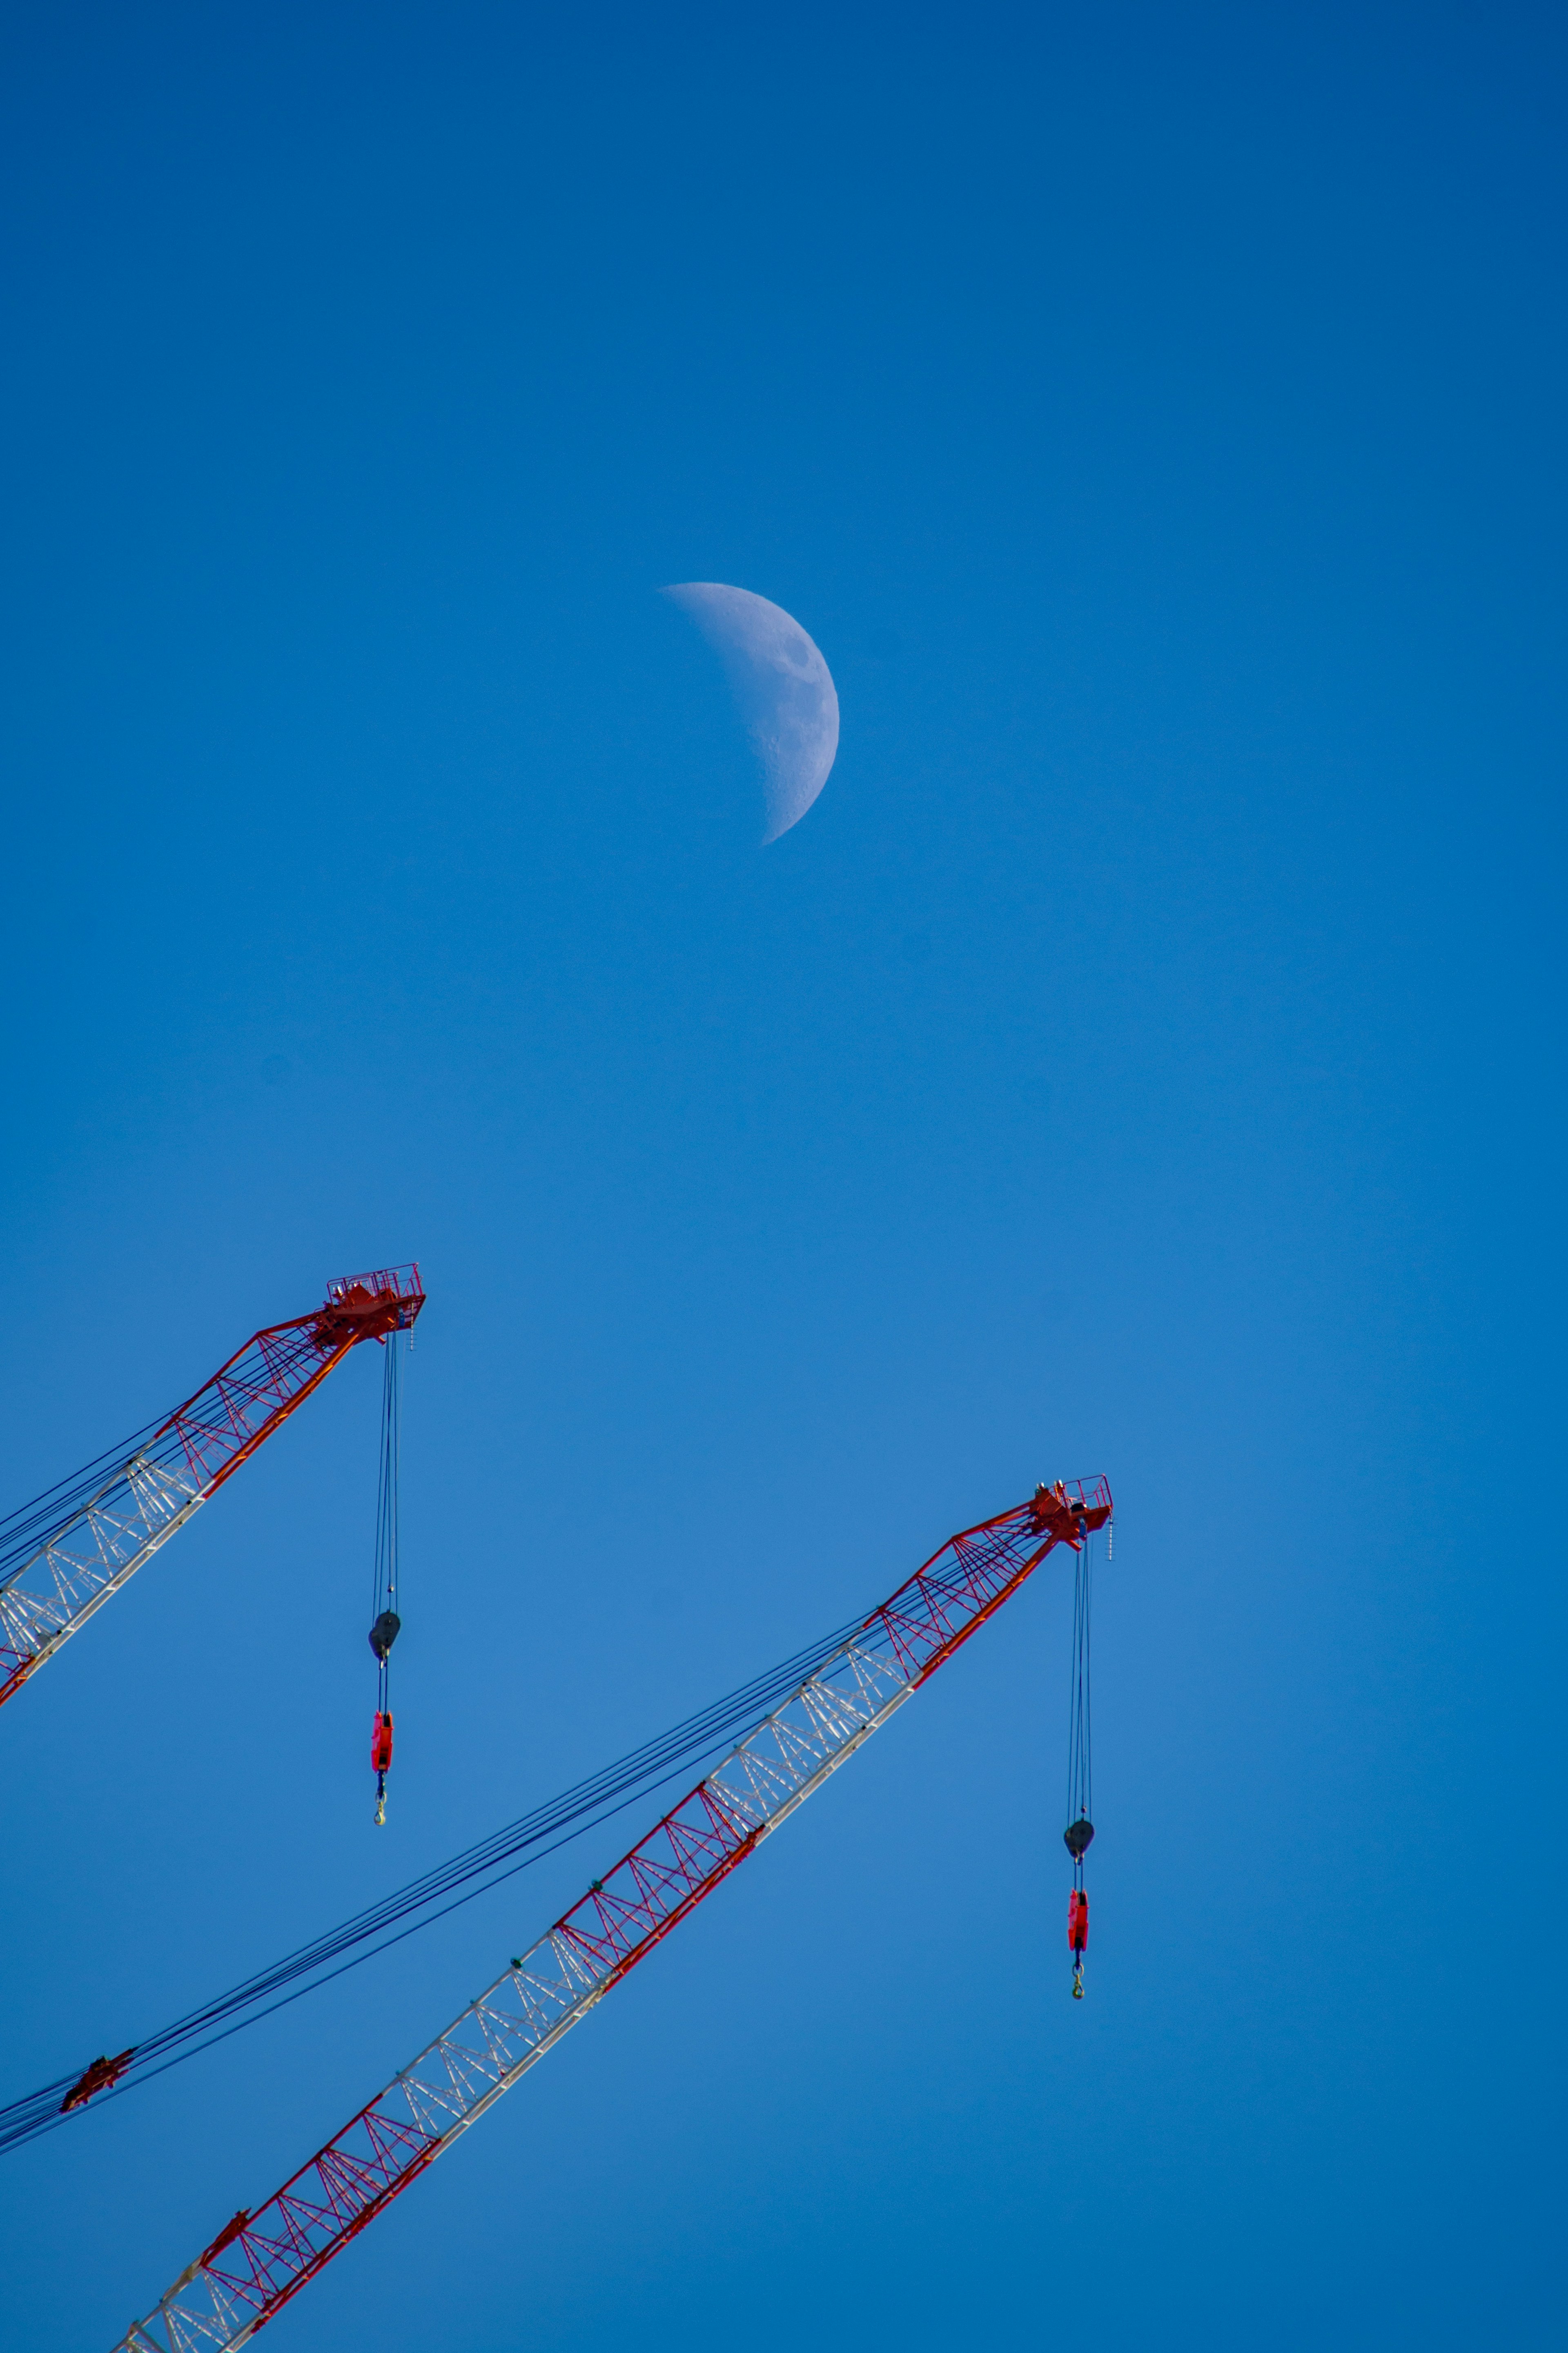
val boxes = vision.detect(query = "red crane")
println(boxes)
[109,1476,1111,2353]
[0,1267,425,1711]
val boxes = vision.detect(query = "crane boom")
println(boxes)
[111,1476,1111,2353]
[0,1267,425,1711]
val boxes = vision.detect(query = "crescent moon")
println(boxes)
[663,583,840,843]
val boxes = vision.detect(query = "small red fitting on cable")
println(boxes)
[371,1709,394,1826]
[60,2048,135,2112]
[1068,1888,1089,1996]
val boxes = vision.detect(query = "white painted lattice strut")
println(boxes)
[0,1456,209,1693]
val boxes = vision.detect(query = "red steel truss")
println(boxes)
[0,1267,425,1709]
[114,1476,1111,2353]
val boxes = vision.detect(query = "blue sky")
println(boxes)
[2,4,1563,2346]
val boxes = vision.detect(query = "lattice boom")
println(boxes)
[113,1476,1110,2353]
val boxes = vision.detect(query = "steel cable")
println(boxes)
[0,1609,865,2154]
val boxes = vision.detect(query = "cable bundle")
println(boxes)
[0,1608,862,2154]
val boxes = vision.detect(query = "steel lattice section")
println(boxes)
[111,1477,1110,2353]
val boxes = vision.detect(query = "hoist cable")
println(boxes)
[374,1340,401,1640]
[368,1335,403,1821]
[1065,1530,1093,1885]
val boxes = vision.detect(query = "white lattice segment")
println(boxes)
[0,1320,347,1703]
[0,1460,206,1675]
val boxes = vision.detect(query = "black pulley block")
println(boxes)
[368,1609,402,1662]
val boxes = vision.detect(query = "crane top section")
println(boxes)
[1029,1476,1112,1550]
[307,1266,425,1353]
